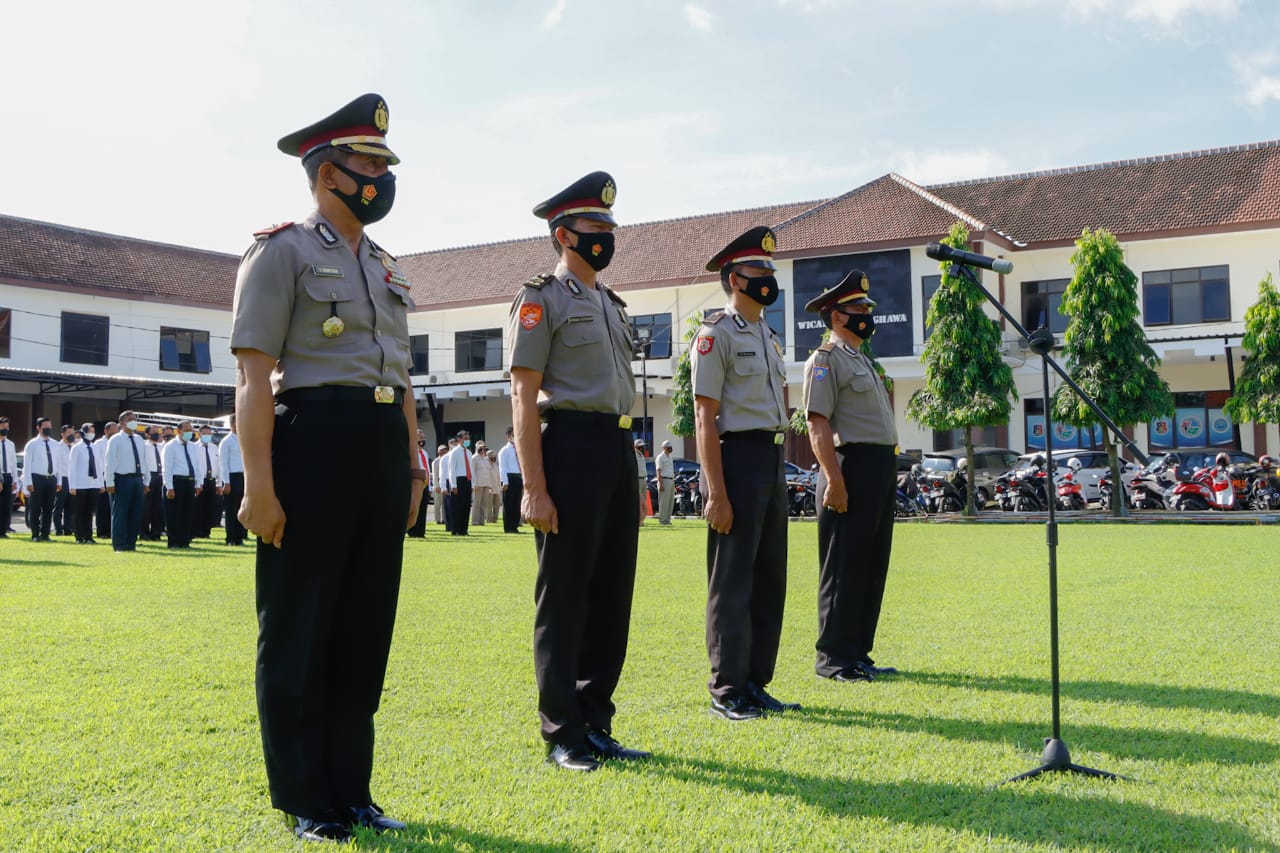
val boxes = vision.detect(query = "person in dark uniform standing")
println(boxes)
[692,226,799,721]
[802,271,900,682]
[231,93,424,844]
[507,171,650,772]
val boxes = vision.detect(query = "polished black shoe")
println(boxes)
[586,728,652,761]
[748,683,801,712]
[854,659,897,678]
[348,803,406,833]
[286,813,352,843]
[546,742,600,771]
[710,695,764,721]
[827,667,874,683]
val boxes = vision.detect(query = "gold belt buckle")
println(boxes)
[618,415,633,429]
[773,432,785,446]
[373,385,395,404]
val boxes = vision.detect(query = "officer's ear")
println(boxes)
[553,224,576,252]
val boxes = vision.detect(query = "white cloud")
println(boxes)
[683,3,713,31]
[543,0,568,28]
[1232,52,1280,107]
[888,148,1013,185]
[1063,0,1241,27]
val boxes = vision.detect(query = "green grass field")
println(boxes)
[2,521,1278,852]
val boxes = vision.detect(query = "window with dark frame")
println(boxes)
[1021,278,1071,334]
[60,312,109,366]
[1142,265,1230,325]
[158,327,212,374]
[0,308,10,359]
[921,275,941,340]
[631,313,672,359]
[454,328,503,373]
[409,334,430,374]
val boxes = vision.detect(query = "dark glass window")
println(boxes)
[0,308,10,358]
[631,313,672,359]
[764,291,787,354]
[61,312,109,366]
[921,275,941,339]
[158,327,212,374]
[455,329,503,373]
[1021,279,1070,334]
[410,334,430,375]
[1142,265,1230,325]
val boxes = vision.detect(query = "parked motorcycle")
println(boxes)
[1012,469,1050,512]
[1130,462,1180,510]
[789,479,816,517]
[1249,466,1280,510]
[895,470,928,518]
[1055,469,1087,511]
[1170,464,1237,511]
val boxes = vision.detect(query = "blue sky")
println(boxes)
[3,0,1276,256]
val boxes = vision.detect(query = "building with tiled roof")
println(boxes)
[2,140,1278,465]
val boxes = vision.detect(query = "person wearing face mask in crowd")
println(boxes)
[94,422,118,540]
[507,171,650,772]
[231,94,422,843]
[432,441,451,528]
[803,271,900,684]
[53,424,76,536]
[486,449,501,523]
[443,430,473,536]
[162,420,205,549]
[193,425,221,539]
[218,415,247,546]
[104,411,153,552]
[0,416,15,537]
[691,226,798,722]
[68,422,103,544]
[23,417,64,542]
[470,440,492,527]
[407,429,431,538]
[142,426,167,541]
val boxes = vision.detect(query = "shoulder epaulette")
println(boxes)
[253,222,293,239]
[704,311,726,325]
[601,284,627,308]
[522,273,554,290]
[369,240,397,261]
[817,341,837,353]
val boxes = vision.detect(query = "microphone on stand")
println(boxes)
[925,242,1014,274]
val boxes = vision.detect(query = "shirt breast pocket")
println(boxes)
[560,321,603,348]
[733,357,767,377]
[847,369,875,392]
[302,279,355,344]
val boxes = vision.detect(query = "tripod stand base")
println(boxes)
[1001,738,1125,785]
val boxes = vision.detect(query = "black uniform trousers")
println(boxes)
[193,477,217,538]
[55,476,72,534]
[1,473,12,533]
[814,444,896,677]
[533,413,639,748]
[28,474,57,539]
[442,491,453,532]
[503,473,523,533]
[73,488,98,542]
[449,477,471,535]
[111,474,145,551]
[143,472,166,539]
[165,477,197,548]
[225,472,246,544]
[705,434,788,703]
[256,397,409,818]
[96,488,113,539]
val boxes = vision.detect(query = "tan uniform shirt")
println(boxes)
[690,304,788,434]
[230,210,414,396]
[506,261,635,415]
[802,340,898,446]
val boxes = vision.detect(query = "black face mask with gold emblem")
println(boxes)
[738,272,780,307]
[329,161,396,225]
[565,227,615,272]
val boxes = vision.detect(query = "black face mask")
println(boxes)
[848,313,876,339]
[329,161,396,225]
[42,428,53,437]
[565,227,615,272]
[0,428,8,436]
[737,272,779,307]
[417,440,426,448]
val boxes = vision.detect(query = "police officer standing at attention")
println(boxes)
[104,411,150,552]
[691,226,798,721]
[218,415,247,546]
[803,272,900,682]
[162,420,205,549]
[507,171,650,771]
[231,93,423,844]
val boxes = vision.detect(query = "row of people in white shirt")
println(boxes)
[434,438,520,492]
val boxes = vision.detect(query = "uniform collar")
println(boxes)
[555,261,592,298]
[305,210,367,255]
[723,302,754,331]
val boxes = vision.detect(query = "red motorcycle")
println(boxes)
[1056,469,1086,510]
[1169,465,1236,511]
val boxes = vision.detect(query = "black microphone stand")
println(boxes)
[948,264,1127,784]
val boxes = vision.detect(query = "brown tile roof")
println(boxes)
[0,214,239,307]
[927,139,1280,246]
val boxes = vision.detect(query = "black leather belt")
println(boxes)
[543,410,633,429]
[115,473,143,478]
[279,385,404,406]
[721,430,787,446]
[172,475,195,481]
[31,473,56,480]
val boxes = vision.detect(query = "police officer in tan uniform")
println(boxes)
[802,271,900,683]
[231,93,425,843]
[692,226,799,721]
[507,171,650,772]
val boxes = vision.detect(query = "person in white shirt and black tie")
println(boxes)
[407,429,432,538]
[431,443,448,526]
[0,416,16,538]
[163,420,206,549]
[142,426,166,540]
[497,426,522,534]
[23,417,63,542]
[104,411,152,552]
[218,415,246,546]
[192,425,220,538]
[69,422,103,544]
[53,425,75,536]
[94,422,117,540]
[444,430,473,536]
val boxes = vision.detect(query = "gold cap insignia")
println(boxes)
[761,232,776,254]
[374,101,389,133]
[860,275,870,292]
[601,180,616,206]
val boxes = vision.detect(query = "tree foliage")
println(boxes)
[668,315,702,437]
[1224,273,1280,424]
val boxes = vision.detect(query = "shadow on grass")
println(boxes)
[638,754,1278,852]
[907,670,1280,717]
[353,821,579,852]
[0,559,76,567]
[795,705,1278,765]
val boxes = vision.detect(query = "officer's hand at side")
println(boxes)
[823,479,849,513]
[166,488,175,499]
[522,487,558,535]
[241,489,286,548]
[705,495,733,535]
[194,487,202,497]
[69,488,77,496]
[106,486,115,495]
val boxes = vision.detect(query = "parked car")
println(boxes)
[920,447,1020,507]
[1140,448,1257,479]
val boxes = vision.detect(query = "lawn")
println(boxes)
[1,521,1278,852]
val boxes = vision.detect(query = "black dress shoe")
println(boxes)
[286,813,352,843]
[748,683,801,712]
[827,667,874,683]
[586,728,652,761]
[710,695,764,721]
[348,803,406,833]
[858,658,899,676]
[546,743,600,771]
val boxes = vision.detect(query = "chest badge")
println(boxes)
[322,316,345,338]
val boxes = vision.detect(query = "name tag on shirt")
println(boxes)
[736,351,757,357]
[311,264,344,277]
[567,315,594,324]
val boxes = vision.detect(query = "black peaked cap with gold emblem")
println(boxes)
[277,93,400,165]
[533,171,617,226]
[706,226,778,273]
[804,268,876,313]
